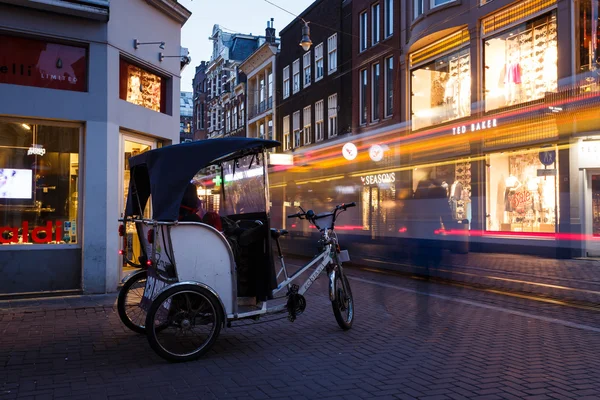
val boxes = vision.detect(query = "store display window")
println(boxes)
[578,1,600,75]
[411,48,471,130]
[484,11,557,112]
[486,148,558,233]
[411,161,472,223]
[119,59,167,113]
[0,121,80,245]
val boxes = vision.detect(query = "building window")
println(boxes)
[293,59,300,94]
[283,66,290,99]
[486,148,557,233]
[293,111,301,148]
[484,11,557,112]
[372,3,380,45]
[268,71,273,100]
[359,69,368,125]
[315,43,324,81]
[360,11,368,52]
[239,102,245,128]
[411,47,471,130]
[303,52,312,87]
[303,106,312,145]
[198,103,205,129]
[259,122,265,139]
[315,100,324,142]
[414,0,423,19]
[372,63,380,121]
[283,115,290,151]
[431,0,454,8]
[226,110,231,133]
[385,57,393,117]
[232,106,238,130]
[328,94,338,138]
[384,0,393,38]
[0,121,81,245]
[327,34,338,74]
[119,59,166,113]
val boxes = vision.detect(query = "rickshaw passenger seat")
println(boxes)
[269,228,288,240]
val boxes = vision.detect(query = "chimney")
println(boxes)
[266,18,276,44]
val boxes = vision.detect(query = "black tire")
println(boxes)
[117,270,148,334]
[332,271,354,330]
[145,284,224,363]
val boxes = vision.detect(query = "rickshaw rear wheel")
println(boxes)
[117,270,148,334]
[145,284,224,363]
[332,271,354,330]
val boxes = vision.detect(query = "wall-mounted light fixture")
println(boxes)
[134,39,165,50]
[159,52,192,65]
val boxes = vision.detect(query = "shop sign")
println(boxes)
[578,140,600,169]
[0,35,87,92]
[360,172,396,186]
[452,118,498,135]
[27,144,46,156]
[537,169,556,177]
[342,143,358,161]
[0,221,64,244]
[369,145,384,162]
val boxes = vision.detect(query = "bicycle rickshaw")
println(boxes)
[117,137,355,362]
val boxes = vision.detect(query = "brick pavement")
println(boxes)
[2,267,600,399]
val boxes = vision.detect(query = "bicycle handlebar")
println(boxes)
[287,202,356,220]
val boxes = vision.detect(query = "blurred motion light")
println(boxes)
[269,153,294,166]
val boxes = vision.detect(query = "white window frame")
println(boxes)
[431,0,454,8]
[328,94,338,138]
[303,52,312,87]
[384,56,393,118]
[283,115,290,151]
[232,106,238,130]
[315,43,324,81]
[303,106,312,145]
[360,11,368,52]
[292,59,300,94]
[384,0,393,38]
[315,100,324,142]
[328,34,338,74]
[283,66,290,99]
[372,63,380,122]
[359,69,368,125]
[226,109,231,133]
[293,110,301,148]
[372,3,380,45]
[414,0,424,19]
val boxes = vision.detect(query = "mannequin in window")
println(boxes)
[449,180,463,220]
[444,73,458,119]
[504,55,522,105]
[504,175,521,221]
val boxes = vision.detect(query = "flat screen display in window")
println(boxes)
[484,12,558,112]
[119,59,166,113]
[411,48,471,130]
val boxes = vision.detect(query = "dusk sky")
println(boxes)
[178,0,315,92]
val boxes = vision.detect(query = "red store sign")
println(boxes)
[0,34,87,92]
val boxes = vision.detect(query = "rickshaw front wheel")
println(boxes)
[145,284,224,363]
[117,270,148,334]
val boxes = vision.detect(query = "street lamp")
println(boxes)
[299,19,312,51]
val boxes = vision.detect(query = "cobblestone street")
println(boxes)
[2,266,600,400]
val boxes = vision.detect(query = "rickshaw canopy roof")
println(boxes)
[125,137,280,221]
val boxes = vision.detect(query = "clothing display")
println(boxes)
[449,162,471,221]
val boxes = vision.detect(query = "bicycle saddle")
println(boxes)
[270,228,289,240]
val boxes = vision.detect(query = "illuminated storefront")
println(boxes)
[410,29,471,130]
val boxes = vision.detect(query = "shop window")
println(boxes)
[486,148,558,233]
[484,12,557,112]
[412,161,472,223]
[119,59,166,113]
[411,47,471,130]
[578,0,600,80]
[0,121,80,245]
